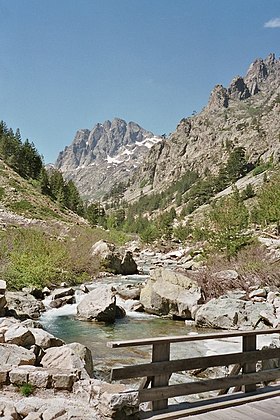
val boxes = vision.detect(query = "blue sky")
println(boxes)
[1,0,280,163]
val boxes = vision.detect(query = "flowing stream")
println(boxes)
[40,274,278,388]
[40,274,208,380]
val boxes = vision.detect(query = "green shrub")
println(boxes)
[0,226,101,290]
[252,173,280,229]
[8,200,34,213]
[140,224,159,243]
[19,383,34,397]
[205,191,251,259]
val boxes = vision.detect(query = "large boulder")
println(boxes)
[73,379,139,419]
[91,240,138,275]
[195,296,277,330]
[41,342,93,379]
[5,291,45,319]
[0,343,36,366]
[195,297,246,329]
[140,268,202,319]
[115,284,141,300]
[76,285,117,323]
[4,324,35,348]
[120,251,138,275]
[28,328,65,349]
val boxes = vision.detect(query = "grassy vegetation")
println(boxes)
[0,225,129,290]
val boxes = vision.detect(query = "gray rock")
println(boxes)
[52,371,75,391]
[267,291,277,304]
[52,287,75,300]
[29,368,51,388]
[0,365,12,384]
[41,342,93,379]
[9,365,36,385]
[0,293,7,311]
[128,301,144,312]
[49,296,75,308]
[22,287,44,300]
[249,288,267,299]
[97,382,139,419]
[42,287,51,296]
[77,285,117,323]
[120,251,138,275]
[140,268,202,319]
[29,328,65,349]
[115,284,141,300]
[0,343,36,366]
[91,241,138,275]
[195,297,276,330]
[228,76,251,100]
[5,291,45,319]
[4,324,35,348]
[213,270,239,281]
[115,306,126,319]
[80,284,90,294]
[0,279,7,294]
[195,297,244,329]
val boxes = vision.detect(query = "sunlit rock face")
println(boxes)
[124,53,280,201]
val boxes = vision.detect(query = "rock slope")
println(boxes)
[124,53,280,201]
[55,118,162,200]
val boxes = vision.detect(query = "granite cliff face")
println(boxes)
[124,53,280,201]
[55,118,161,200]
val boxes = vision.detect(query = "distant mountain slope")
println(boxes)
[124,53,280,202]
[55,118,162,200]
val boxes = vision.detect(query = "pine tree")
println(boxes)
[39,167,50,195]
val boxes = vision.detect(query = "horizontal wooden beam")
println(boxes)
[139,368,280,402]
[111,347,280,380]
[107,328,280,348]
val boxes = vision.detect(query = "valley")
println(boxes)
[1,53,280,419]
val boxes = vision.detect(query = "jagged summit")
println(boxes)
[55,118,162,200]
[206,53,279,111]
[124,53,280,201]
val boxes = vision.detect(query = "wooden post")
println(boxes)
[151,342,170,411]
[242,334,257,393]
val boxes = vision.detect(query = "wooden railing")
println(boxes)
[107,328,280,413]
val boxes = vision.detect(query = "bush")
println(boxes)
[19,383,34,397]
[191,243,280,301]
[252,173,280,230]
[0,226,103,290]
[205,191,251,259]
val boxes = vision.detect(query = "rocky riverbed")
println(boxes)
[1,242,280,419]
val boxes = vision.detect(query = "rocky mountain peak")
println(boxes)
[228,76,251,100]
[206,53,280,112]
[124,53,280,200]
[55,118,162,200]
[206,85,229,111]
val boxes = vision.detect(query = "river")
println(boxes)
[40,274,278,390]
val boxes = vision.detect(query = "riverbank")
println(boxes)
[1,241,280,419]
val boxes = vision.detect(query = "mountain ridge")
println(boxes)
[124,53,280,202]
[55,117,162,200]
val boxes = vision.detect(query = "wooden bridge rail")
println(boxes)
[107,328,280,412]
